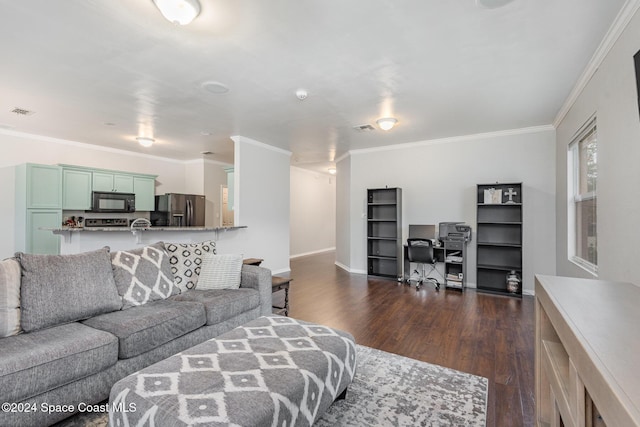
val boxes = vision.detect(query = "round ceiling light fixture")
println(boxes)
[201,81,230,94]
[136,137,155,147]
[153,0,201,25]
[328,167,337,175]
[475,0,515,9]
[376,117,398,131]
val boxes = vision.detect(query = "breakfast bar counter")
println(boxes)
[44,226,247,254]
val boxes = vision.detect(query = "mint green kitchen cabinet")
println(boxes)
[24,164,62,209]
[92,172,134,193]
[15,163,62,254]
[133,176,156,211]
[62,168,92,210]
[27,210,62,254]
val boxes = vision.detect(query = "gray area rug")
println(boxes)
[55,345,487,427]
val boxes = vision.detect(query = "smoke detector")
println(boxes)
[295,89,308,100]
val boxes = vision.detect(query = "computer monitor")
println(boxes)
[408,224,436,240]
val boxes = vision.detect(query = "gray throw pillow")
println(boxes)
[0,258,22,337]
[16,248,122,332]
[197,253,243,290]
[163,241,216,292]
[111,242,180,309]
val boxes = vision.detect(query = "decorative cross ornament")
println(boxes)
[505,187,518,203]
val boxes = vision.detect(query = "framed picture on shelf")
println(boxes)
[483,188,502,204]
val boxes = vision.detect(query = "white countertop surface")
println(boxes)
[44,226,247,232]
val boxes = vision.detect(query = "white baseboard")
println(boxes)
[522,289,535,296]
[334,261,366,275]
[290,247,336,259]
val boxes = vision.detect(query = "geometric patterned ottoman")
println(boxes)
[108,315,357,426]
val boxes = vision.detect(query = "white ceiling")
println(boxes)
[0,0,628,173]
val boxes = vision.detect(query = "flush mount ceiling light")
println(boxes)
[376,117,398,131]
[136,137,155,147]
[328,167,337,175]
[153,0,201,25]
[476,0,515,9]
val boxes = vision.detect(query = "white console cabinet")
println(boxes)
[535,275,640,427]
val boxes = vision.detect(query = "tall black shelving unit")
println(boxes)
[367,188,402,280]
[476,183,523,296]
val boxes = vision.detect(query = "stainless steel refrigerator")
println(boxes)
[150,193,205,227]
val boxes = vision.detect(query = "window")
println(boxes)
[568,118,597,274]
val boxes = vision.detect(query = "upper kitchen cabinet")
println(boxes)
[58,164,157,212]
[62,168,92,210]
[92,172,134,193]
[133,176,155,211]
[19,164,62,209]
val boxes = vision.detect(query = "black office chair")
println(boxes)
[406,238,441,290]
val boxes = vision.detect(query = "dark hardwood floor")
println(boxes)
[279,251,535,427]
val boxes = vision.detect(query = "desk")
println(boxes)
[403,239,468,290]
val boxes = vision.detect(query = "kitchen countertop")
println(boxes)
[44,226,247,232]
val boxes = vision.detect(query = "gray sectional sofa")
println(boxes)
[0,242,272,427]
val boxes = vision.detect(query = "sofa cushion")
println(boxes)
[197,253,243,290]
[111,242,180,309]
[0,258,21,337]
[16,248,123,332]
[170,288,260,325]
[163,240,216,292]
[82,299,206,359]
[0,322,118,403]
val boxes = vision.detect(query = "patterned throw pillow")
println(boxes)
[0,258,22,337]
[163,241,216,292]
[111,242,179,309]
[197,253,243,290]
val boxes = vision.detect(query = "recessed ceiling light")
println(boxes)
[136,137,155,147]
[476,0,515,9]
[201,81,230,94]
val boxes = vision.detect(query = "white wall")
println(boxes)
[290,166,336,258]
[335,155,351,271]
[341,127,557,294]
[204,161,230,228]
[556,8,640,283]
[217,136,291,274]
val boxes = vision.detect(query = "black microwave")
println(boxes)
[91,191,135,213]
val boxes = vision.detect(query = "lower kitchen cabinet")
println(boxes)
[26,209,61,254]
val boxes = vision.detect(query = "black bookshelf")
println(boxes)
[367,188,402,280]
[476,183,523,296]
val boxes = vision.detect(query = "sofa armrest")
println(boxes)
[240,265,272,316]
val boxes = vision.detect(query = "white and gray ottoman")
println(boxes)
[109,315,357,426]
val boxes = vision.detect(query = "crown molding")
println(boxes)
[553,0,640,127]
[0,128,194,164]
[230,135,292,156]
[335,152,351,163]
[349,125,555,156]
